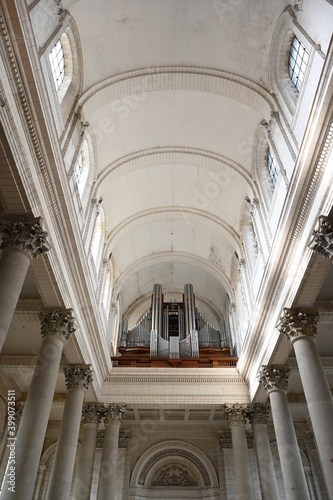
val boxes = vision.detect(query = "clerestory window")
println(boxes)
[288,36,309,92]
[49,39,65,92]
[74,139,89,197]
[267,149,278,186]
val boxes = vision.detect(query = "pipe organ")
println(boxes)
[117,284,233,364]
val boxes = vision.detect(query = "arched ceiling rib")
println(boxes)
[105,207,241,254]
[88,91,265,173]
[114,253,231,314]
[79,68,274,118]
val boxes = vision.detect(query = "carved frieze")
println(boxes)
[151,463,198,487]
[64,365,93,390]
[82,402,104,424]
[277,308,319,344]
[0,217,50,258]
[39,308,76,341]
[258,365,290,393]
[138,448,211,486]
[308,216,333,262]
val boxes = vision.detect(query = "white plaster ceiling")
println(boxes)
[66,0,287,91]
[64,0,286,319]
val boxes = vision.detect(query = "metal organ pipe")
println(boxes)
[184,284,196,336]
[151,283,163,335]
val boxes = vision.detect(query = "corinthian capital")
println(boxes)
[82,402,104,424]
[0,217,50,258]
[246,403,270,424]
[64,365,93,391]
[39,308,76,342]
[308,216,333,262]
[104,402,126,426]
[223,403,247,427]
[258,365,290,394]
[277,308,319,344]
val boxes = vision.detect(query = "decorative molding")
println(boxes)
[119,429,131,448]
[0,217,50,258]
[223,403,248,427]
[64,365,93,390]
[82,402,104,424]
[277,308,319,344]
[104,402,126,426]
[39,308,76,341]
[258,365,290,394]
[218,430,232,449]
[246,403,270,425]
[15,402,24,428]
[96,430,105,448]
[308,216,333,263]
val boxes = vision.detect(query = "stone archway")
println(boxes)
[130,440,219,499]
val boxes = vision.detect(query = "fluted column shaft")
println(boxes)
[72,403,103,500]
[0,217,49,353]
[248,405,279,500]
[0,309,75,500]
[224,404,255,500]
[46,366,93,500]
[259,366,310,500]
[97,403,126,500]
[278,308,333,499]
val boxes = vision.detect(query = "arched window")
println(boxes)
[267,148,279,186]
[91,212,103,266]
[49,39,65,91]
[75,139,89,197]
[103,268,113,317]
[288,36,309,92]
[49,33,73,101]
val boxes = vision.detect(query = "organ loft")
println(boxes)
[115,284,237,367]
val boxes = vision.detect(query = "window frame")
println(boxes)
[288,36,309,92]
[267,148,279,187]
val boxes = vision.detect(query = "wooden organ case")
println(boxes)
[113,284,238,368]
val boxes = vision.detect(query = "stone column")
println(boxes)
[1,308,75,500]
[97,403,126,500]
[0,217,49,352]
[247,403,279,500]
[278,308,333,499]
[46,365,93,500]
[224,403,256,500]
[72,403,104,500]
[258,365,310,500]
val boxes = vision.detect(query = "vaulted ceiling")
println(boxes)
[49,0,289,319]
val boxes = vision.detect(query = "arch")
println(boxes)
[130,440,218,488]
[95,147,255,195]
[79,67,274,120]
[104,206,242,261]
[268,7,313,118]
[44,13,83,123]
[114,251,232,300]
